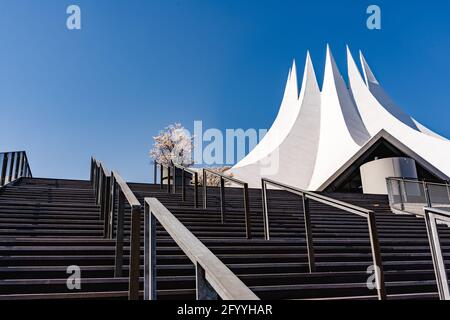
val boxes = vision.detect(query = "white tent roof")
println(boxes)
[230,46,450,190]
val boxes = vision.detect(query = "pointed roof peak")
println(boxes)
[347,46,365,87]
[303,50,317,79]
[306,50,312,60]
[359,50,379,86]
[290,59,297,82]
[290,59,298,80]
[282,59,298,101]
[346,46,356,65]
[325,44,340,71]
[325,44,343,80]
[305,50,314,68]
[326,43,333,57]
[298,50,320,101]
[345,44,352,55]
[359,50,366,61]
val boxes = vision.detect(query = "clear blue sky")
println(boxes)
[1,0,449,182]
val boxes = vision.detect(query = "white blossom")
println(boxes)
[150,123,194,167]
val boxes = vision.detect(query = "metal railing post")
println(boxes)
[154,162,157,184]
[203,170,207,209]
[25,153,33,178]
[243,183,252,239]
[143,197,259,300]
[167,166,171,194]
[196,262,219,300]
[108,175,116,239]
[160,164,163,190]
[8,152,15,184]
[302,195,315,273]
[95,166,101,205]
[219,177,225,223]
[1,153,9,186]
[172,164,177,194]
[15,152,23,180]
[114,191,125,277]
[262,180,270,240]
[90,158,94,182]
[129,205,141,300]
[424,209,450,300]
[96,166,100,202]
[91,160,143,298]
[385,178,394,208]
[92,163,96,190]
[99,171,105,220]
[399,179,406,211]
[194,172,199,209]
[144,202,157,300]
[423,181,432,207]
[12,152,19,181]
[181,168,186,202]
[447,181,450,202]
[20,153,26,178]
[102,175,111,238]
[367,212,387,300]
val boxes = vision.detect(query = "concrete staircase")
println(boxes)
[0,177,447,300]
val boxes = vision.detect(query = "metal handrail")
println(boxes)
[203,168,252,239]
[387,177,450,188]
[423,207,450,300]
[0,151,32,188]
[261,177,386,300]
[143,197,259,300]
[90,158,141,300]
[386,177,450,213]
[110,170,141,300]
[153,161,200,208]
[173,164,199,207]
[91,158,110,212]
[203,168,248,186]
[386,177,450,300]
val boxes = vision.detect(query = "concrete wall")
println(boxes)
[360,157,417,195]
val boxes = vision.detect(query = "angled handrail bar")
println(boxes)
[111,170,141,301]
[387,177,450,189]
[202,168,252,239]
[261,177,386,300]
[90,158,141,300]
[144,197,259,300]
[423,207,450,300]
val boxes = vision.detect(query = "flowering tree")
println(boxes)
[150,123,194,167]
[199,166,234,187]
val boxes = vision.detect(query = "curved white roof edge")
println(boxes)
[232,60,299,169]
[359,51,447,141]
[230,52,321,189]
[231,46,450,191]
[412,118,448,140]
